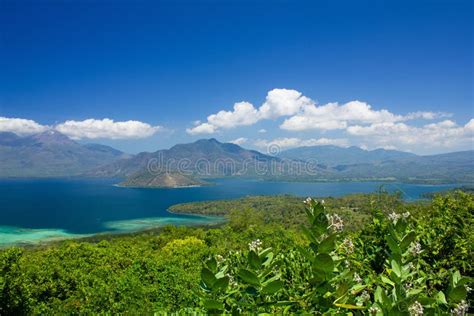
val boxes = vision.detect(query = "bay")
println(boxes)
[0,178,460,245]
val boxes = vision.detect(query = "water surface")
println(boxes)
[0,178,460,245]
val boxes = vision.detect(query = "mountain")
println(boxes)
[280,145,416,166]
[0,131,128,177]
[279,145,473,183]
[91,138,327,187]
[119,171,206,188]
[4,133,470,185]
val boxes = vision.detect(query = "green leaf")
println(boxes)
[259,247,272,258]
[206,257,217,272]
[313,253,334,273]
[248,250,261,270]
[435,291,447,305]
[400,231,416,251]
[395,218,407,234]
[375,286,389,305]
[238,269,260,286]
[301,226,316,243]
[201,267,217,288]
[319,234,337,253]
[407,288,423,296]
[386,235,401,255]
[391,259,402,278]
[261,251,274,268]
[335,303,366,310]
[451,270,461,287]
[213,276,229,291]
[381,275,395,287]
[313,212,328,235]
[203,299,223,311]
[261,280,284,294]
[449,285,467,301]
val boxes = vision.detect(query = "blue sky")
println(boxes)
[0,0,472,154]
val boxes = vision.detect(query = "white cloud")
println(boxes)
[187,89,314,134]
[347,119,474,151]
[208,102,259,129]
[403,111,452,120]
[188,89,447,135]
[186,122,217,135]
[258,129,267,133]
[229,137,248,145]
[258,88,314,119]
[280,101,404,131]
[254,137,349,151]
[0,117,48,135]
[55,118,162,140]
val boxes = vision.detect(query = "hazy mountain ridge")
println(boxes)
[1,132,472,184]
[91,138,325,187]
[280,145,417,166]
[0,131,128,177]
[279,147,474,183]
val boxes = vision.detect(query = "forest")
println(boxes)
[0,190,472,314]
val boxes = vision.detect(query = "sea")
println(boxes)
[0,178,461,246]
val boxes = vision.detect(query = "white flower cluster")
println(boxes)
[388,211,410,224]
[368,306,380,314]
[341,237,354,254]
[388,211,401,223]
[328,213,344,232]
[409,301,424,316]
[451,300,468,316]
[410,242,422,256]
[248,239,263,252]
[226,273,237,287]
[353,272,362,283]
[360,290,370,302]
[303,197,313,205]
[215,254,225,264]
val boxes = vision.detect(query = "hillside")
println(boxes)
[119,171,206,188]
[2,134,472,184]
[90,138,329,186]
[280,145,416,165]
[0,131,128,177]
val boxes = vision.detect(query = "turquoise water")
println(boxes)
[0,178,460,246]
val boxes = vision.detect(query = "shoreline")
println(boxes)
[0,212,226,249]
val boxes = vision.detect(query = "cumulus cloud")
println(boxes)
[403,111,452,121]
[55,118,162,140]
[208,102,259,128]
[258,129,267,133]
[187,89,310,134]
[186,122,217,135]
[254,137,349,151]
[0,117,48,135]
[280,101,404,131]
[347,119,474,150]
[187,88,446,135]
[258,89,314,119]
[229,137,248,145]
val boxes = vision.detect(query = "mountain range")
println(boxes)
[280,145,417,165]
[0,131,472,185]
[0,131,127,177]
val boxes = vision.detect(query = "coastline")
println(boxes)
[0,213,226,249]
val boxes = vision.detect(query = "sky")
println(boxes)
[0,0,472,155]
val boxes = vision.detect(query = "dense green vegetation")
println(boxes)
[1,191,472,314]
